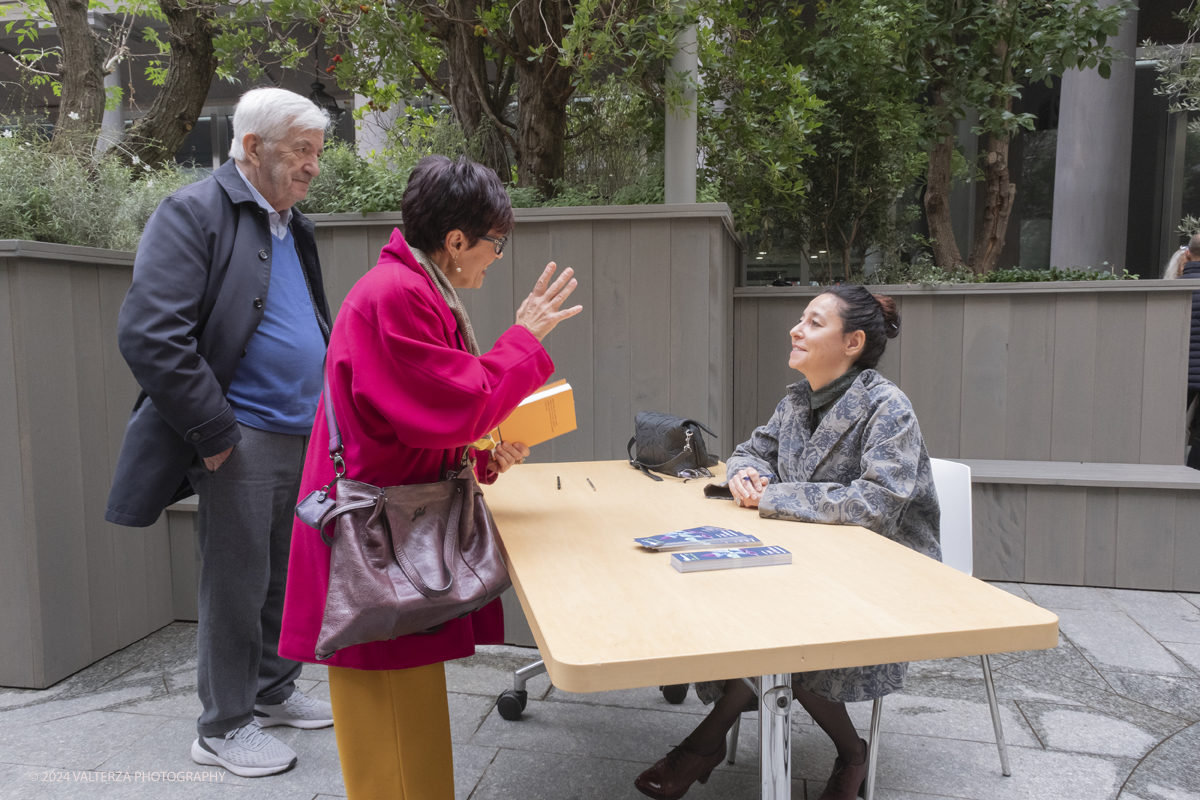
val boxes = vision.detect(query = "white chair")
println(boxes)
[725,457,1011,800]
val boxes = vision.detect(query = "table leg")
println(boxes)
[759,673,792,799]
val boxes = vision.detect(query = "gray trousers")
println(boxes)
[187,424,307,737]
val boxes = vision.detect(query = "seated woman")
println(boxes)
[635,284,941,800]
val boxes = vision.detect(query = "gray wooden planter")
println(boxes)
[734,281,1200,591]
[0,240,173,689]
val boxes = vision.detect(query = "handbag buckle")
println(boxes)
[332,450,346,477]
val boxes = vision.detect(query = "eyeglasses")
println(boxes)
[479,235,508,255]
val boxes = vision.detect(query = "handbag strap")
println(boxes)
[627,425,709,475]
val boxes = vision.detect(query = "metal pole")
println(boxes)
[759,673,792,799]
[664,14,698,204]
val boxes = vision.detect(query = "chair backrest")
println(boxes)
[929,457,973,576]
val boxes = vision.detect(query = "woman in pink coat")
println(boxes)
[279,155,581,799]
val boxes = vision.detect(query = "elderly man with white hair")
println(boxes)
[106,87,335,776]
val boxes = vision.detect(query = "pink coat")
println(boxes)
[279,229,554,670]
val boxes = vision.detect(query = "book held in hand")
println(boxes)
[671,545,792,573]
[635,526,761,551]
[473,380,578,450]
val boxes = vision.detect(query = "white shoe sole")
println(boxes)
[190,739,297,778]
[254,712,334,730]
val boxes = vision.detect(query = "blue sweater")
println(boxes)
[226,227,326,434]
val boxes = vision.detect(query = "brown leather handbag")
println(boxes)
[295,373,511,660]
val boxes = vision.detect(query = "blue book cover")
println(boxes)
[671,545,792,572]
[635,526,761,550]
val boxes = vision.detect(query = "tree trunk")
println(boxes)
[44,0,107,154]
[445,1,511,178]
[924,128,962,269]
[118,0,218,168]
[513,0,570,196]
[967,132,1016,274]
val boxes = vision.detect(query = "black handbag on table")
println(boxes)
[627,411,718,481]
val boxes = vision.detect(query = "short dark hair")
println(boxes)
[401,155,514,254]
[819,284,900,369]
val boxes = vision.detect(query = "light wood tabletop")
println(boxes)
[483,460,1059,694]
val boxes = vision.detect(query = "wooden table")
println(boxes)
[483,460,1059,800]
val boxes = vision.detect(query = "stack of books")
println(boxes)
[637,526,792,573]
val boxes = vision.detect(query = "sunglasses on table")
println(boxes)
[479,235,508,255]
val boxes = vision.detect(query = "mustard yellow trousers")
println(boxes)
[328,662,455,800]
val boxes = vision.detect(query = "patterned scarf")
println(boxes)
[410,246,480,357]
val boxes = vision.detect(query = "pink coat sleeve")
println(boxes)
[341,287,554,451]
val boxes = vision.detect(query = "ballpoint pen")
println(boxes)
[586,478,596,491]
[557,476,561,490]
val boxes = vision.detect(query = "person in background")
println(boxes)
[634,285,941,800]
[106,87,335,777]
[1172,235,1200,469]
[279,155,582,800]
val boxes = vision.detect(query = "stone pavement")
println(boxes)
[1,583,1198,800]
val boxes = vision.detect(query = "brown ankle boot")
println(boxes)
[818,738,869,800]
[634,738,727,800]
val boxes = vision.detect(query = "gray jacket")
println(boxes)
[702,369,941,703]
[105,159,332,527]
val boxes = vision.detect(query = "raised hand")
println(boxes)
[516,262,583,341]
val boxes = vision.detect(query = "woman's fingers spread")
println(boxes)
[535,262,557,293]
[546,268,574,296]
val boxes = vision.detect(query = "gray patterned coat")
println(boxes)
[697,369,941,704]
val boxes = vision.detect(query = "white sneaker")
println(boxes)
[254,689,334,730]
[191,719,297,777]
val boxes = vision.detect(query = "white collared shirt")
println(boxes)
[234,162,293,241]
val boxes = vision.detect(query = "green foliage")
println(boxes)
[0,127,198,250]
[864,254,977,287]
[912,0,1135,141]
[864,255,1136,285]
[793,0,930,277]
[1147,3,1200,112]
[981,267,1136,282]
[697,1,822,233]
[296,141,409,215]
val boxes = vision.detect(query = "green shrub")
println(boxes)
[0,129,197,251]
[981,267,1136,282]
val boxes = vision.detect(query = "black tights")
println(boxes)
[684,678,866,765]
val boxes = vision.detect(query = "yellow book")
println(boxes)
[491,381,577,448]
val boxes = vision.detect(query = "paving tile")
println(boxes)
[543,684,712,717]
[452,743,497,799]
[1162,642,1200,675]
[1101,589,1200,647]
[988,582,1034,601]
[444,646,551,700]
[1094,670,1200,723]
[1053,609,1187,675]
[299,663,328,682]
[1015,701,1160,757]
[1119,720,1200,800]
[0,710,173,771]
[0,683,165,729]
[465,747,770,800]
[449,692,497,744]
[1022,584,1120,611]
[96,714,345,796]
[995,633,1110,690]
[802,727,1137,800]
[0,760,303,800]
[844,694,1038,748]
[996,661,1188,740]
[469,697,758,774]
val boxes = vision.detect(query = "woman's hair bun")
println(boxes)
[873,293,900,339]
